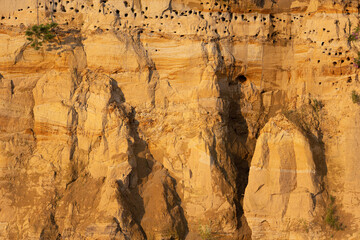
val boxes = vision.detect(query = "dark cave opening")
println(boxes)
[235,74,247,83]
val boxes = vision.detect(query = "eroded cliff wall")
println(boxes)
[0,0,360,239]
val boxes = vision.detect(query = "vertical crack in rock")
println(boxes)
[40,212,61,240]
[212,38,255,239]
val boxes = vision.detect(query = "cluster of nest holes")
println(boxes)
[0,0,289,36]
[0,0,357,56]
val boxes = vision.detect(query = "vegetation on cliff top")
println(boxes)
[25,22,58,50]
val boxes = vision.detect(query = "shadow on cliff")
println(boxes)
[305,123,327,211]
[201,35,255,237]
[112,80,188,239]
[284,109,327,183]
[129,107,189,239]
[283,107,328,216]
[46,28,87,51]
[308,129,327,183]
[214,68,254,238]
[227,87,254,239]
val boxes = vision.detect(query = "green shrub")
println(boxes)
[25,22,58,50]
[352,90,360,104]
[348,24,360,68]
[325,195,345,231]
[353,52,360,69]
[299,219,309,233]
[199,224,213,240]
[310,98,323,112]
[348,26,360,42]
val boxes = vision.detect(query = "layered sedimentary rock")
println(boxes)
[1,0,360,239]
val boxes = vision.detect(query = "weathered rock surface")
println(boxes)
[1,0,360,239]
[244,114,321,239]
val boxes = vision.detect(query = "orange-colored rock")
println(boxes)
[1,0,360,239]
[244,114,321,239]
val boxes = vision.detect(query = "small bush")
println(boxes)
[297,218,310,233]
[25,22,58,50]
[310,98,323,112]
[199,224,213,240]
[352,90,360,104]
[348,24,360,68]
[353,52,360,69]
[348,26,360,42]
[325,195,345,231]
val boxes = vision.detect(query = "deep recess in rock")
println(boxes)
[235,74,247,83]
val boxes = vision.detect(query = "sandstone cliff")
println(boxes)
[0,0,360,239]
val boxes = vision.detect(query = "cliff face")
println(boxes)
[1,0,360,239]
